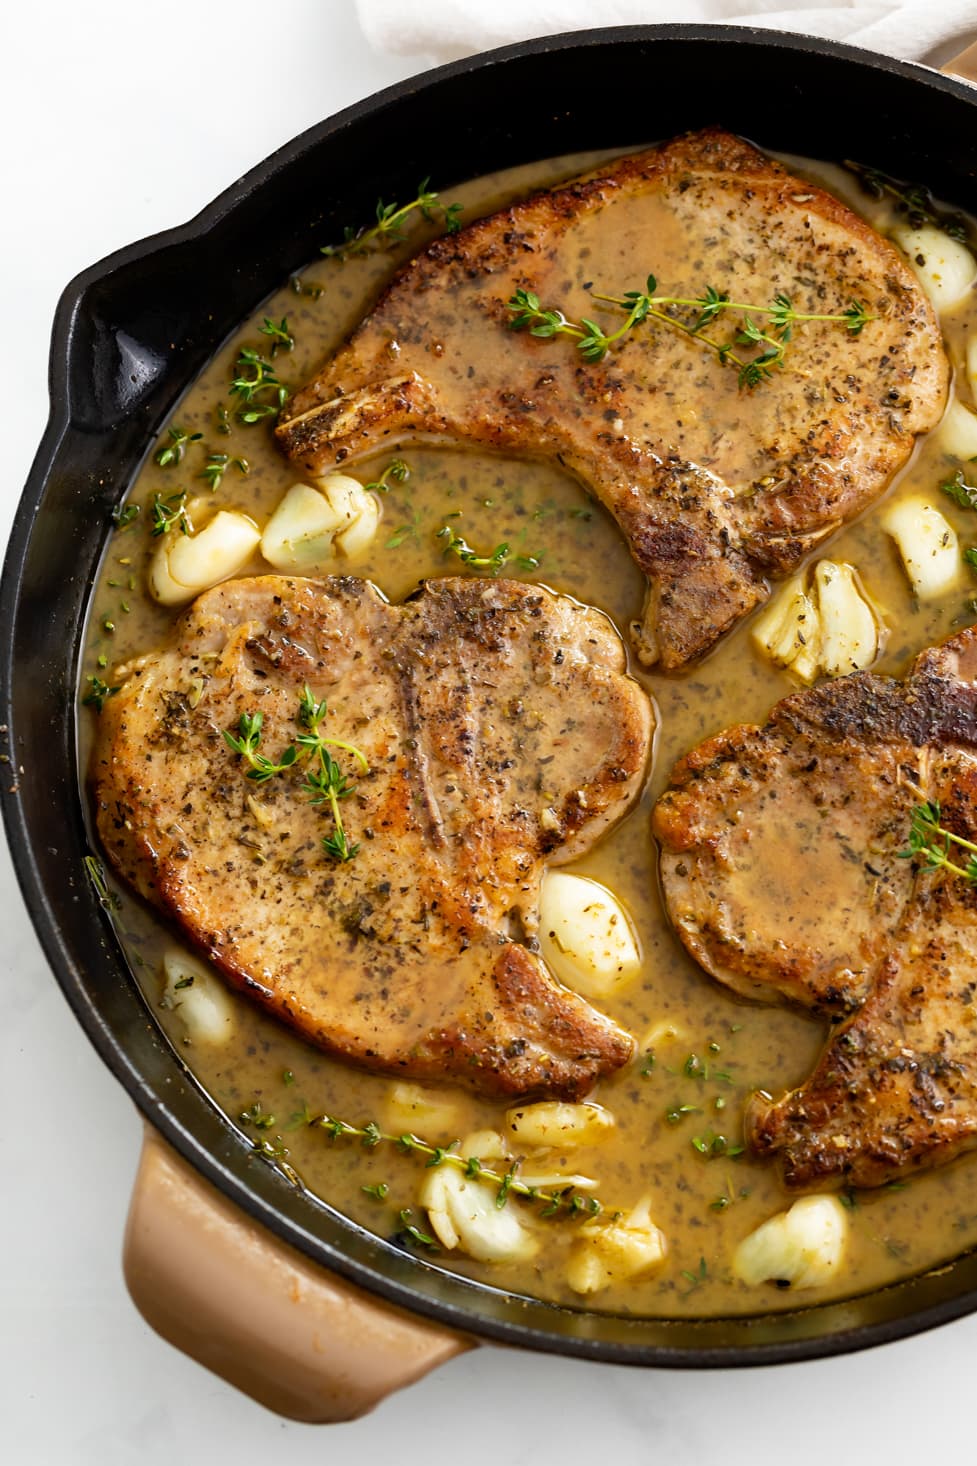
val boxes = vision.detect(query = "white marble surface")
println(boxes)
[4,4,977,1461]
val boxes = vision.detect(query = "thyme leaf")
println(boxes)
[942,471,977,512]
[290,273,324,300]
[258,315,294,355]
[155,425,202,468]
[397,1208,440,1251]
[83,674,120,712]
[111,502,140,529]
[202,453,249,492]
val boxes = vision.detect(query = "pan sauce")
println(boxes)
[83,146,977,1317]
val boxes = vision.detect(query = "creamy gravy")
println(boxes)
[82,146,977,1317]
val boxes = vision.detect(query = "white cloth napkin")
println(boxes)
[355,0,977,65]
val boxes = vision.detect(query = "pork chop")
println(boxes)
[653,629,977,1187]
[93,575,652,1099]
[277,128,947,669]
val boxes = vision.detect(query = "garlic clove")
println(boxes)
[733,1194,849,1289]
[882,496,961,600]
[938,398,977,459]
[892,223,977,311]
[161,949,236,1046]
[150,510,260,605]
[260,483,345,569]
[538,871,641,999]
[504,1101,615,1149]
[566,1194,667,1295]
[814,560,879,676]
[419,1164,539,1263]
[751,575,822,683]
[335,487,381,560]
[383,1082,461,1136]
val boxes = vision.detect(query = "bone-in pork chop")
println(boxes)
[94,575,651,1099]
[277,129,947,669]
[653,630,977,1187]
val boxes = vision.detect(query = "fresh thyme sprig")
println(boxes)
[202,453,249,492]
[843,160,969,242]
[222,688,368,863]
[315,1114,602,1219]
[900,798,977,883]
[364,458,410,493]
[322,177,463,259]
[297,684,369,863]
[506,277,873,389]
[258,315,294,355]
[222,711,299,782]
[150,490,193,537]
[155,425,202,467]
[437,525,542,574]
[229,348,288,424]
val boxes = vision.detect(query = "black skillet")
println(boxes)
[5,24,977,1404]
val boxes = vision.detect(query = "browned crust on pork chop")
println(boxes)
[653,629,977,1187]
[277,128,947,669]
[93,575,652,1099]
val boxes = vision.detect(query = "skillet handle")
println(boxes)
[942,40,977,84]
[123,1125,472,1422]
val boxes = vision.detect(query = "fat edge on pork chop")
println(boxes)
[93,575,653,1100]
[653,628,977,1188]
[277,127,948,670]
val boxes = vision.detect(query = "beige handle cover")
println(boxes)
[124,1126,471,1422]
[942,40,977,83]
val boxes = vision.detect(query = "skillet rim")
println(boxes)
[6,22,977,1366]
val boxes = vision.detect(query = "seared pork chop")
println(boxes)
[94,575,651,1099]
[277,128,947,669]
[653,630,977,1187]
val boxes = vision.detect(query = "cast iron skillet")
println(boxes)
[6,24,977,1367]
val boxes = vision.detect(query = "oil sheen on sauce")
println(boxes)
[82,146,977,1318]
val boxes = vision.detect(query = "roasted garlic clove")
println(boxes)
[751,575,821,683]
[566,1195,667,1295]
[814,561,880,676]
[504,1101,615,1149]
[383,1082,461,1136]
[882,496,961,600]
[260,474,381,570]
[892,223,977,311]
[733,1194,849,1290]
[420,1162,539,1263]
[149,509,260,605]
[538,871,641,998]
[752,560,880,683]
[937,398,977,459]
[161,949,236,1046]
